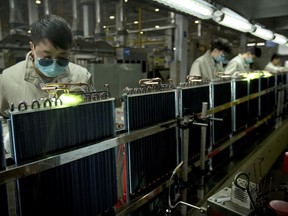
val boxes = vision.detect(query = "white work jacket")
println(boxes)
[189,51,224,81]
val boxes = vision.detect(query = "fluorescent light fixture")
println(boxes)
[256,42,265,46]
[247,43,256,47]
[247,42,265,47]
[251,24,274,41]
[153,0,214,19]
[213,7,253,32]
[272,33,287,45]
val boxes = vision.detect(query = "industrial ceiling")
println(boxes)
[0,0,288,48]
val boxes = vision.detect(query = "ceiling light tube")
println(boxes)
[153,0,214,19]
[272,33,287,45]
[213,7,253,32]
[251,24,274,41]
[256,42,265,46]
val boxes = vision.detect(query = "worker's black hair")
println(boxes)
[271,53,281,61]
[246,46,262,58]
[31,14,73,50]
[211,38,232,54]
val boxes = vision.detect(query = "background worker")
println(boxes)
[264,53,287,73]
[224,46,262,77]
[188,38,232,81]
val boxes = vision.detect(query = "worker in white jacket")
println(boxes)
[0,15,94,153]
[264,54,287,73]
[189,38,232,81]
[224,46,262,77]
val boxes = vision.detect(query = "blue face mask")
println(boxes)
[214,54,225,63]
[245,57,253,64]
[35,57,68,78]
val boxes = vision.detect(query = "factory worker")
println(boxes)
[0,14,94,153]
[264,54,287,73]
[189,38,232,81]
[224,46,262,77]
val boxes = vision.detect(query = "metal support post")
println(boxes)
[276,85,285,129]
[180,114,189,215]
[0,118,8,216]
[198,102,208,200]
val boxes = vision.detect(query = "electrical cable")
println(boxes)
[234,171,258,214]
[168,161,183,209]
[166,161,207,215]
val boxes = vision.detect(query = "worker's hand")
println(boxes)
[231,71,240,78]
[187,75,201,82]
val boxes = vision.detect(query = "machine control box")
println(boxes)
[231,178,257,209]
[207,187,254,216]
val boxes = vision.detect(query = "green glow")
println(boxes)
[246,72,261,80]
[262,71,272,78]
[242,72,263,80]
[241,71,273,80]
[59,93,83,106]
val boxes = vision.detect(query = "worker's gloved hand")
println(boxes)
[231,71,240,78]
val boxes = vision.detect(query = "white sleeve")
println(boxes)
[224,61,238,75]
[189,61,201,77]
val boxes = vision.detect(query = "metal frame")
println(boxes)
[1,74,287,216]
[0,119,178,185]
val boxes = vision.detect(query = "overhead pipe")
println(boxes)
[28,0,39,27]
[128,25,176,34]
[57,0,64,16]
[44,0,50,15]
[95,0,101,33]
[9,0,26,34]
[164,12,175,68]
[9,0,16,33]
[83,4,90,37]
[80,0,94,37]
[115,0,127,46]
[106,17,170,31]
[72,0,83,37]
[94,0,105,39]
[138,7,142,48]
[0,17,3,40]
[116,0,124,31]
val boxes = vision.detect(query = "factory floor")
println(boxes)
[188,150,288,216]
[266,152,288,201]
